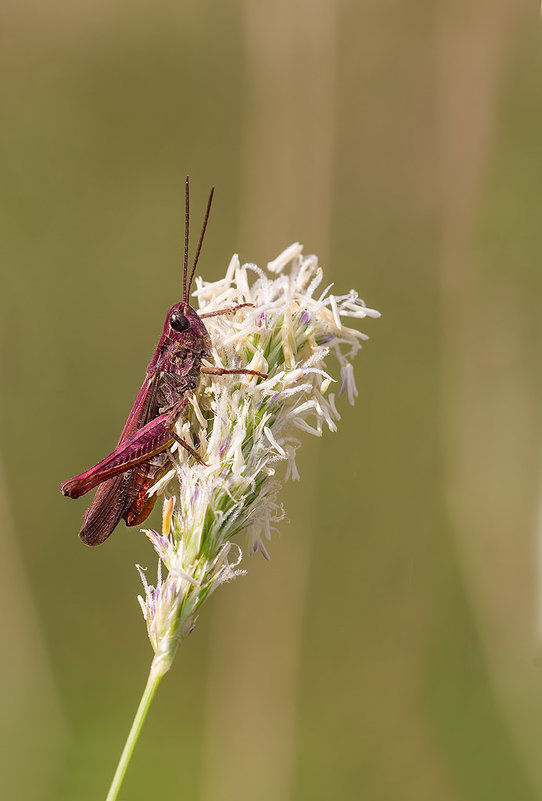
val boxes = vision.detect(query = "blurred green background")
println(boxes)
[2,2,542,800]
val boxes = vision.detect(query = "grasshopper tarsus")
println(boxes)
[171,432,209,467]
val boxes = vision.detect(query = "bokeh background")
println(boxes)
[2,2,542,800]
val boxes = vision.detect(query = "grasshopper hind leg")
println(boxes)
[80,467,163,543]
[124,493,158,527]
[123,462,166,527]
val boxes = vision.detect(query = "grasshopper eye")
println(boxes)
[170,311,190,332]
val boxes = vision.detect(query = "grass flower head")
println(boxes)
[137,242,380,676]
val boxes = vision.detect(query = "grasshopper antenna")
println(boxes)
[186,185,214,301]
[182,176,190,303]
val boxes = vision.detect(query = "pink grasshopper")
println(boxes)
[61,179,266,546]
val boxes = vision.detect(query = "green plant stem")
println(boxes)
[105,661,166,801]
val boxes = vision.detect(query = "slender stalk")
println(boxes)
[105,661,166,801]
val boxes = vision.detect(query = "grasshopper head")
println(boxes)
[164,302,210,354]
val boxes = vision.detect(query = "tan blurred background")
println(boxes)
[1,2,542,800]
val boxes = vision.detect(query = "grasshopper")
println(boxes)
[61,179,266,545]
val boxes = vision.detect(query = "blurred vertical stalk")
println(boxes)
[200,2,336,800]
[439,0,542,791]
[0,458,66,799]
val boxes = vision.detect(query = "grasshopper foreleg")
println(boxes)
[199,303,254,319]
[201,365,268,379]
